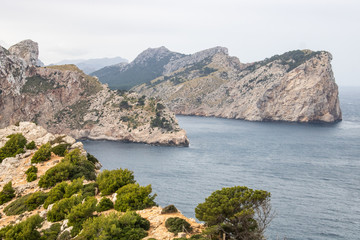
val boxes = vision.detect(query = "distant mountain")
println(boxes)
[91,47,185,90]
[52,57,128,74]
[132,47,342,123]
[88,45,342,123]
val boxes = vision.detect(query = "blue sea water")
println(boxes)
[82,86,360,240]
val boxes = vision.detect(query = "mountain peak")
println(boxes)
[132,46,174,65]
[8,39,39,66]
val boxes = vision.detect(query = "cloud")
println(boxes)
[1,0,360,85]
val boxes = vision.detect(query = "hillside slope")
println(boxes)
[0,40,188,146]
[132,48,342,123]
[0,122,201,239]
[91,46,185,90]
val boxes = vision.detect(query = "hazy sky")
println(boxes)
[1,0,359,86]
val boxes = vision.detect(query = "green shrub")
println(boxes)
[47,195,82,222]
[165,217,192,234]
[161,204,178,214]
[25,165,38,174]
[0,133,27,162]
[4,191,48,215]
[43,182,68,209]
[38,161,72,188]
[120,100,131,110]
[96,197,114,212]
[25,191,48,211]
[26,141,36,150]
[0,181,16,205]
[0,214,43,240]
[64,177,84,198]
[40,223,61,240]
[114,183,157,212]
[82,182,97,198]
[25,166,38,182]
[26,172,37,182]
[51,144,70,157]
[96,169,135,196]
[38,149,96,188]
[31,143,51,163]
[86,153,99,164]
[174,235,207,240]
[67,197,97,236]
[75,212,149,240]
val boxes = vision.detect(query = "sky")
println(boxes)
[1,0,359,86]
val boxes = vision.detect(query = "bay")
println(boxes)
[83,86,360,240]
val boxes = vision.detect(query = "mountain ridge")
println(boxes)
[0,40,189,146]
[130,47,342,123]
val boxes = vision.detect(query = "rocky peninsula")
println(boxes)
[104,46,342,123]
[0,40,188,146]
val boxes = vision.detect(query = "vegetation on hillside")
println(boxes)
[165,217,192,234]
[0,182,15,205]
[0,133,27,163]
[31,143,51,163]
[195,186,273,240]
[114,183,157,212]
[25,165,38,182]
[0,129,273,240]
[245,49,321,72]
[22,75,63,94]
[38,149,96,188]
[96,169,135,196]
[92,50,185,90]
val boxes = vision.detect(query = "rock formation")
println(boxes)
[8,39,39,66]
[91,46,185,90]
[132,47,342,123]
[0,40,189,146]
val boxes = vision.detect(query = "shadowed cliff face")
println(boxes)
[132,49,342,123]
[0,40,189,146]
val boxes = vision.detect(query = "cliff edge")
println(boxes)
[132,48,342,123]
[0,40,189,146]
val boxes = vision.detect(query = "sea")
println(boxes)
[82,86,360,240]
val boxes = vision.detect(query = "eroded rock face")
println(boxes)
[133,49,342,123]
[0,41,189,146]
[8,39,39,66]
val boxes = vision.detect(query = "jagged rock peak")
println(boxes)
[194,46,229,56]
[8,39,39,66]
[163,46,229,75]
[132,46,183,65]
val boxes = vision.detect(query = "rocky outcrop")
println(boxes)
[133,48,342,123]
[0,122,82,194]
[8,39,39,66]
[0,40,189,146]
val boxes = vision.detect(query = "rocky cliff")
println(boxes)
[132,48,342,123]
[0,123,201,239]
[0,40,189,146]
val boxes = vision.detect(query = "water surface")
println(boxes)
[83,87,360,240]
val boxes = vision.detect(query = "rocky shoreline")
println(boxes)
[0,122,199,239]
[0,40,189,147]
